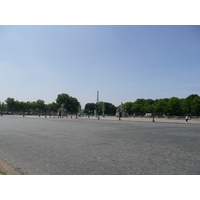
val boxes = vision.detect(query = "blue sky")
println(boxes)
[0,25,200,107]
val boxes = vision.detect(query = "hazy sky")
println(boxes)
[0,25,200,107]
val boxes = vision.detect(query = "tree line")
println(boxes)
[0,93,80,115]
[123,94,200,116]
[84,102,116,115]
[1,93,200,117]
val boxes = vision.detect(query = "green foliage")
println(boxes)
[84,103,96,113]
[56,93,79,113]
[56,93,70,106]
[2,93,80,114]
[131,101,145,115]
[84,102,116,115]
[124,94,200,116]
[166,97,182,115]
[5,97,16,111]
[191,96,200,115]
[2,93,200,116]
[106,103,116,115]
[68,96,80,113]
[0,101,6,115]
[47,102,58,113]
[181,99,190,115]
[124,102,133,115]
[97,102,116,115]
[35,99,45,112]
[131,103,141,114]
[154,99,169,115]
[186,94,199,101]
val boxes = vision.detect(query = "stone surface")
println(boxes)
[0,115,200,175]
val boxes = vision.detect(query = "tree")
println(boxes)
[96,102,116,115]
[144,99,154,111]
[25,101,31,112]
[131,103,142,115]
[191,96,200,116]
[166,97,181,115]
[35,99,45,113]
[181,98,191,115]
[96,102,103,115]
[5,97,16,111]
[56,93,70,107]
[183,94,200,116]
[154,99,169,115]
[68,97,80,113]
[186,94,200,101]
[145,105,153,113]
[84,103,96,114]
[84,102,116,115]
[106,103,116,115]
[131,99,146,115]
[56,93,79,114]
[18,101,27,112]
[47,102,58,114]
[124,102,133,115]
[30,101,37,112]
[0,101,6,115]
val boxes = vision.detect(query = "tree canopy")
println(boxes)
[3,93,80,114]
[84,102,116,115]
[123,94,200,116]
[56,93,80,113]
[2,93,200,116]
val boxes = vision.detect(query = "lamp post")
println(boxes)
[0,101,3,116]
[94,105,97,118]
[66,109,68,118]
[152,104,155,122]
[44,105,47,118]
[76,106,78,119]
[23,106,25,117]
[96,104,100,120]
[118,106,121,120]
[78,105,81,117]
[102,102,105,117]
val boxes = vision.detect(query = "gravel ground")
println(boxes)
[0,115,200,175]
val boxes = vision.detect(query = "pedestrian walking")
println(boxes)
[185,116,189,123]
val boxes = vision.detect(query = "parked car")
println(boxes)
[4,111,10,115]
[144,113,152,117]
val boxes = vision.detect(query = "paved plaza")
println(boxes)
[0,115,200,175]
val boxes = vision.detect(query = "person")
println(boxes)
[185,116,189,123]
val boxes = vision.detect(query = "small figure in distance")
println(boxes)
[185,116,189,123]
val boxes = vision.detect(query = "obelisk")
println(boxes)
[97,90,99,103]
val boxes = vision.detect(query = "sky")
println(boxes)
[0,25,200,108]
[0,2,200,196]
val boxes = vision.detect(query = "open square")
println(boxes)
[0,115,200,175]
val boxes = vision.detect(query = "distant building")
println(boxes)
[116,102,127,117]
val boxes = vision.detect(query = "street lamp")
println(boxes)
[45,106,47,118]
[0,101,3,116]
[23,106,25,117]
[76,106,78,119]
[78,104,81,117]
[102,102,105,117]
[118,106,121,120]
[96,104,100,120]
[152,104,155,122]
